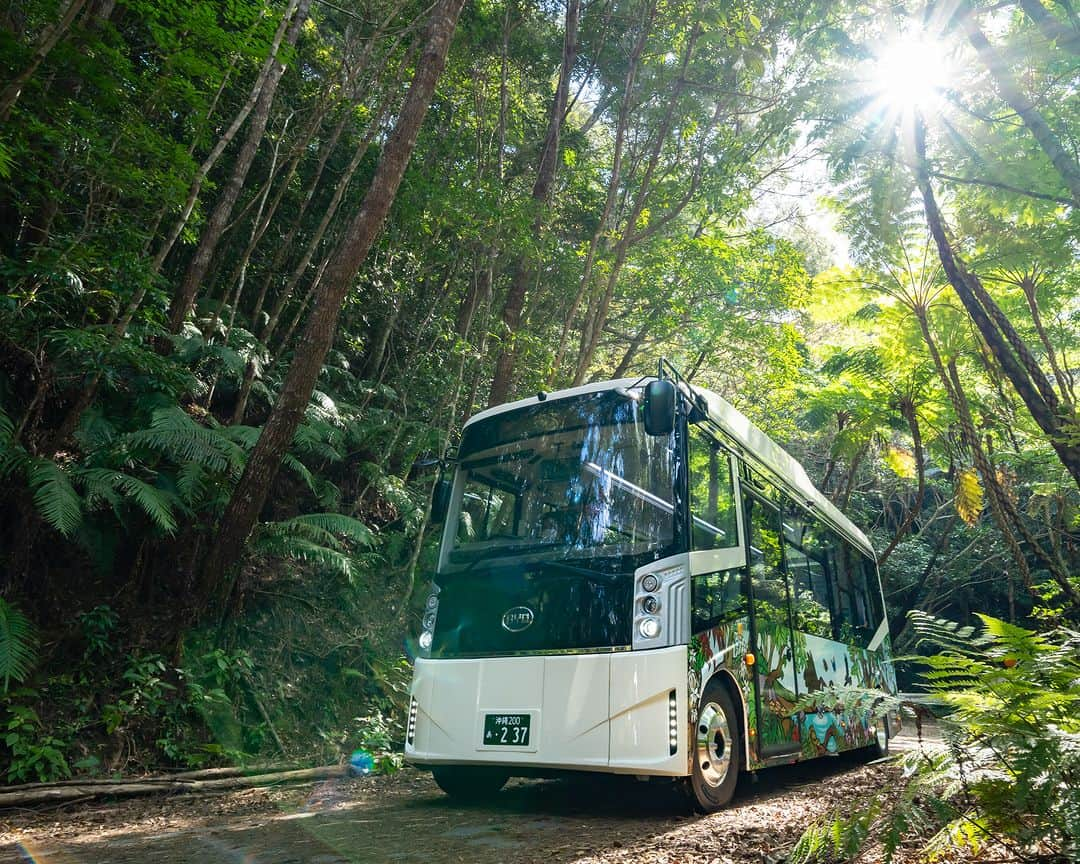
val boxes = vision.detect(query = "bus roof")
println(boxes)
[464,378,876,559]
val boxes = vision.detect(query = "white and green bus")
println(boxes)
[405,368,900,810]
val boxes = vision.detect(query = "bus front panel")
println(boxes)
[406,646,688,776]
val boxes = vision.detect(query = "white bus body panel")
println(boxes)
[407,645,688,776]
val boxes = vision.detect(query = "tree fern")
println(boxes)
[28,458,82,536]
[128,407,243,474]
[280,513,374,547]
[0,408,27,480]
[253,514,375,582]
[793,613,1080,862]
[76,468,179,534]
[0,598,37,692]
[292,419,344,463]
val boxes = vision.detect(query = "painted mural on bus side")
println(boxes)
[690,618,895,767]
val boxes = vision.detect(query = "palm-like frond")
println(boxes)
[281,513,374,547]
[253,513,375,582]
[128,407,244,473]
[176,461,208,506]
[76,468,179,533]
[0,598,38,692]
[254,535,358,580]
[292,421,344,463]
[28,458,82,536]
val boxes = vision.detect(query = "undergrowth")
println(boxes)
[0,561,417,782]
[790,611,1080,864]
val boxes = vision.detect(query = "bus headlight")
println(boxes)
[641,595,660,614]
[639,617,661,639]
[641,573,660,592]
[419,587,439,655]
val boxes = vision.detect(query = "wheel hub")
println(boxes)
[875,720,888,752]
[696,701,732,788]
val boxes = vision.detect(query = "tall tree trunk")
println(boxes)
[1019,272,1074,406]
[961,5,1080,206]
[168,0,312,333]
[0,0,88,121]
[549,0,655,387]
[611,303,666,378]
[43,0,307,451]
[150,0,303,276]
[487,0,580,405]
[914,307,1034,590]
[912,114,1080,490]
[1018,0,1080,54]
[876,397,926,566]
[199,0,467,611]
[229,83,400,425]
[570,11,712,382]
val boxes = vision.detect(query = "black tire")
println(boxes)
[689,680,743,812]
[431,765,510,800]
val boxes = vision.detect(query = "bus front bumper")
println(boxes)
[404,646,688,777]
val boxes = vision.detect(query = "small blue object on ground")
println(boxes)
[348,749,374,777]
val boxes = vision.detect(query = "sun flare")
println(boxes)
[871,32,952,112]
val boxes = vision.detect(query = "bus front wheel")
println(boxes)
[431,765,510,800]
[689,681,742,812]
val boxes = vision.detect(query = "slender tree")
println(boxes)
[199,0,468,608]
[911,114,1080,491]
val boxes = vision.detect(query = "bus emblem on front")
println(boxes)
[501,606,534,632]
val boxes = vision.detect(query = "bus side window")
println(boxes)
[691,568,746,631]
[827,531,877,646]
[688,428,737,551]
[782,505,833,639]
[861,554,886,633]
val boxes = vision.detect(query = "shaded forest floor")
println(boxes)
[0,730,982,864]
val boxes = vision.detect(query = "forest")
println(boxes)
[0,0,1077,859]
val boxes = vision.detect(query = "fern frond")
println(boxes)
[292,421,344,462]
[28,458,82,536]
[110,473,178,534]
[129,407,243,473]
[75,468,178,533]
[0,598,38,692]
[254,535,358,580]
[954,469,983,526]
[77,467,124,511]
[281,513,374,547]
[282,453,317,494]
[176,461,208,506]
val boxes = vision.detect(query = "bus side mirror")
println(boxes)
[643,379,676,436]
[430,477,453,524]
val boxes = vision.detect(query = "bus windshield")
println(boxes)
[444,389,676,571]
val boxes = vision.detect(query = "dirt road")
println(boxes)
[0,732,934,864]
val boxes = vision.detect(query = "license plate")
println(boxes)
[483,713,531,746]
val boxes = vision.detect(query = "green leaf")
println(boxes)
[0,599,37,692]
[28,459,82,536]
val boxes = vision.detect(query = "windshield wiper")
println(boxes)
[527,559,623,586]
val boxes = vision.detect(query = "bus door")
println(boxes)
[743,489,802,759]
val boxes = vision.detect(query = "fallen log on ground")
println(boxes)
[0,765,346,809]
[0,764,306,794]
